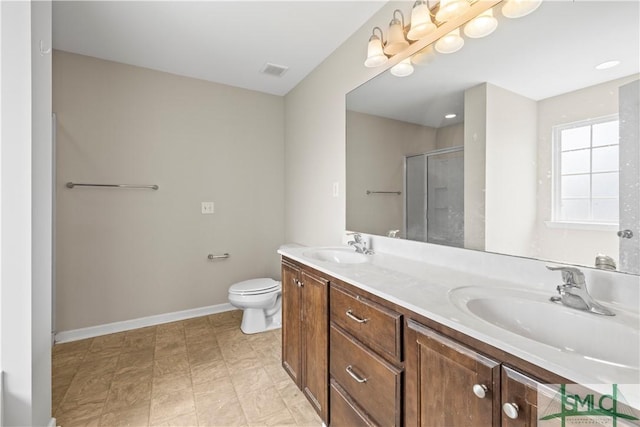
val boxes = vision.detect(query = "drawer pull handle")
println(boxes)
[503,402,519,419]
[345,365,368,383]
[346,310,368,324]
[472,384,489,399]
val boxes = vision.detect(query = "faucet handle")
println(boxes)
[546,265,586,287]
[346,232,363,243]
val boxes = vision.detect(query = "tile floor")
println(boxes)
[52,310,323,427]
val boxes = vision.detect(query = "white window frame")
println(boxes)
[549,114,620,230]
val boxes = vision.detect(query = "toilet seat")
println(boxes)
[229,278,280,296]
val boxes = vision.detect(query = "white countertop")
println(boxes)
[278,244,640,410]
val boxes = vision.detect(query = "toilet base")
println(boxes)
[240,307,282,335]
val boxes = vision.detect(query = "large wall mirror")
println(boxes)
[346,0,640,275]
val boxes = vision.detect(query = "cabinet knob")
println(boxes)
[503,402,519,419]
[472,384,489,399]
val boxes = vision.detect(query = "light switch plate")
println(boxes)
[201,202,215,214]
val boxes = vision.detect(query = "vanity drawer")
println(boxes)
[330,285,402,363]
[330,324,402,427]
[330,380,377,427]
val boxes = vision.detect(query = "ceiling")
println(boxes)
[52,1,387,96]
[347,0,640,128]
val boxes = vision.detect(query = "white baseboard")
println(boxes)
[54,303,235,343]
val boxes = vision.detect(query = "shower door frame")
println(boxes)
[403,146,464,244]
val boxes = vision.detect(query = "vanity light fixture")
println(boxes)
[464,8,498,38]
[390,58,415,77]
[501,0,542,19]
[384,9,410,55]
[435,28,465,54]
[407,0,437,41]
[364,0,543,69]
[435,0,471,23]
[595,60,621,70]
[364,27,388,68]
[445,113,457,119]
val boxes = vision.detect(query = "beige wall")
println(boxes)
[54,51,285,331]
[346,111,437,237]
[283,2,400,246]
[435,122,464,150]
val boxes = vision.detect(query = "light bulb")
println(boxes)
[502,0,542,18]
[391,58,414,77]
[435,28,464,54]
[436,0,470,23]
[464,8,498,38]
[407,1,437,41]
[384,14,410,55]
[364,34,388,68]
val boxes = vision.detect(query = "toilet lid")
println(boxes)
[229,278,280,296]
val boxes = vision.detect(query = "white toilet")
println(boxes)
[228,278,282,334]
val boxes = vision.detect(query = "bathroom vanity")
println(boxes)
[279,245,640,427]
[293,0,640,424]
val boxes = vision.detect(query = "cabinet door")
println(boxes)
[301,269,329,423]
[405,319,500,427]
[281,261,302,386]
[501,366,549,427]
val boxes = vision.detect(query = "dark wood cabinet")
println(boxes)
[281,259,329,423]
[501,366,547,427]
[300,268,329,421]
[329,283,403,427]
[405,319,501,427]
[330,379,378,427]
[282,261,302,385]
[330,285,402,364]
[282,258,569,427]
[330,324,402,426]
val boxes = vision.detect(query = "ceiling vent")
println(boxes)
[260,62,289,78]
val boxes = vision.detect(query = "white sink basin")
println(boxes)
[449,286,640,370]
[303,247,370,264]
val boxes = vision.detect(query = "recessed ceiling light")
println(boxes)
[595,60,620,70]
[445,113,457,119]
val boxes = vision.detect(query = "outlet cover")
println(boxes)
[201,202,215,214]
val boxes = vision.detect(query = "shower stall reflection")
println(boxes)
[405,147,464,247]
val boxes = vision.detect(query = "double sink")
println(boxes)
[302,246,640,375]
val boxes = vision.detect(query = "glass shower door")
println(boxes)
[406,155,427,241]
[405,148,464,247]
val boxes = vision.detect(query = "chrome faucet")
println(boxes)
[546,266,615,316]
[347,233,374,255]
[387,229,400,238]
